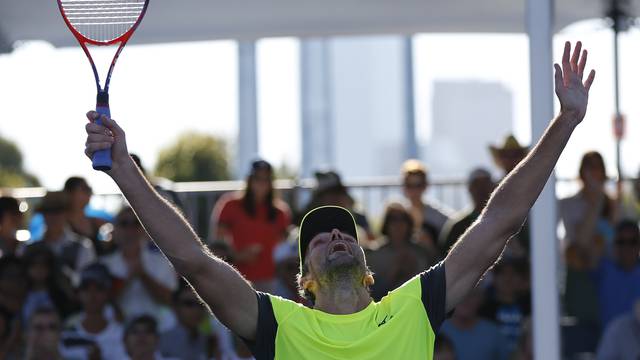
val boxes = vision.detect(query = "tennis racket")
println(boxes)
[57,0,150,170]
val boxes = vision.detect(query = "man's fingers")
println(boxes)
[584,69,596,91]
[554,63,563,91]
[85,122,112,135]
[570,41,582,72]
[85,142,113,155]
[86,111,100,122]
[577,49,588,79]
[100,115,124,136]
[86,133,114,144]
[561,41,572,87]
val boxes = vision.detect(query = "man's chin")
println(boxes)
[325,254,363,275]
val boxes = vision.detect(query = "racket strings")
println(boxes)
[61,0,145,43]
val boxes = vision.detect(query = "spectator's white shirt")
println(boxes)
[66,316,128,360]
[101,245,178,321]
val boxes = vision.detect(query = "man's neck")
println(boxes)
[44,227,65,242]
[313,283,371,315]
[135,353,156,360]
[451,315,478,330]
[0,231,18,252]
[82,312,108,334]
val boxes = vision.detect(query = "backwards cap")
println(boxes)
[298,206,358,271]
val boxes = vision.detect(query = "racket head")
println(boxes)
[57,0,150,46]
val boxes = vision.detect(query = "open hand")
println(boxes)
[554,41,596,123]
[85,111,129,173]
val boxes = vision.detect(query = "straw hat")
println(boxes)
[489,135,528,161]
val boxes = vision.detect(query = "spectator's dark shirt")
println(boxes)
[479,289,531,353]
[594,258,640,329]
[160,323,209,360]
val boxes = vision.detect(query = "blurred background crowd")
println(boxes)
[0,134,639,360]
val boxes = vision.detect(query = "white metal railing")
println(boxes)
[2,177,632,238]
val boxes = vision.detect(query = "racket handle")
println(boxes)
[92,92,112,171]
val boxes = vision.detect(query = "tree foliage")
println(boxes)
[154,132,231,182]
[0,134,39,187]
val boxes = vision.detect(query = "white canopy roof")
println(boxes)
[0,0,631,52]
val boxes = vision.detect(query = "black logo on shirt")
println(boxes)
[377,315,394,327]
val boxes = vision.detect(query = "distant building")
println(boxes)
[427,81,514,178]
[301,36,410,179]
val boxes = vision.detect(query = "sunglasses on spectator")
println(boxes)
[128,326,155,335]
[615,238,640,247]
[404,182,425,189]
[387,214,408,223]
[32,323,59,332]
[253,175,272,183]
[179,299,202,308]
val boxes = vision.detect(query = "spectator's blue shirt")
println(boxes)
[440,319,510,360]
[594,258,640,328]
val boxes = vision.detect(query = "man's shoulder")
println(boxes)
[424,201,453,218]
[273,198,291,215]
[266,292,307,319]
[216,192,244,212]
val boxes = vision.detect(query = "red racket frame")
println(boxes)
[56,0,150,93]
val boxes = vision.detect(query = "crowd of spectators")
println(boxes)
[0,135,639,359]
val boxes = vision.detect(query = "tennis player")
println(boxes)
[83,41,595,359]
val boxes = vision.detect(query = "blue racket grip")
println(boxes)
[92,93,112,171]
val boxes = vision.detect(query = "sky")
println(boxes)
[1,20,640,195]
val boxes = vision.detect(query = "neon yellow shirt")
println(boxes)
[247,263,446,360]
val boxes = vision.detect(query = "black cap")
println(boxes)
[78,263,112,290]
[36,191,70,214]
[298,206,358,271]
[249,159,272,176]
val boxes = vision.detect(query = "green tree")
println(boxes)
[154,132,231,182]
[0,134,39,187]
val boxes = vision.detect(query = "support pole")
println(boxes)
[402,36,418,160]
[300,38,334,178]
[526,0,561,358]
[237,41,259,179]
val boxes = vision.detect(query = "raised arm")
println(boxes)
[443,41,596,311]
[84,115,258,340]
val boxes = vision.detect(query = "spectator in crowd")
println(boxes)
[65,263,127,360]
[24,306,85,360]
[596,299,640,360]
[63,177,110,255]
[511,318,533,360]
[160,280,215,360]
[211,159,290,293]
[440,287,510,360]
[366,202,438,299]
[479,258,531,353]
[101,207,177,322]
[124,315,178,360]
[560,151,617,256]
[400,159,452,247]
[439,168,495,254]
[0,256,28,321]
[434,334,457,360]
[618,168,640,222]
[0,196,23,257]
[560,151,617,354]
[587,220,640,328]
[130,153,184,211]
[299,170,374,240]
[27,191,96,273]
[22,246,77,322]
[489,135,528,177]
[271,238,305,303]
[0,307,21,360]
